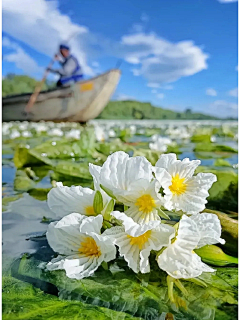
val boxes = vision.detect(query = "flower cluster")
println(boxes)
[46,151,224,283]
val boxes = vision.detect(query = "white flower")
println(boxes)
[154,154,217,214]
[9,129,21,139]
[108,129,116,138]
[157,214,223,279]
[104,211,175,273]
[19,122,29,131]
[94,125,107,141]
[149,136,172,152]
[47,182,110,220]
[129,125,136,135]
[46,213,116,279]
[21,131,32,138]
[49,128,63,136]
[65,129,81,140]
[90,151,162,223]
[210,135,217,143]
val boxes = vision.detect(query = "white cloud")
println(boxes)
[156,93,164,99]
[148,83,173,90]
[141,13,149,22]
[115,93,135,101]
[131,24,144,33]
[147,82,160,88]
[2,37,18,49]
[92,61,99,67]
[209,101,238,118]
[2,0,94,75]
[121,32,208,84]
[206,88,217,96]
[228,87,238,97]
[210,100,238,118]
[218,0,237,3]
[151,89,157,93]
[3,37,43,75]
[163,85,173,90]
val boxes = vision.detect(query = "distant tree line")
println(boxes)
[97,100,224,120]
[2,74,55,97]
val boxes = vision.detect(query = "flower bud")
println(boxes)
[93,190,103,214]
[195,245,238,266]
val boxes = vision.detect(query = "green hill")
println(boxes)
[97,100,220,120]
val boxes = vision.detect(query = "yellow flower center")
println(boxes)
[169,174,187,195]
[85,206,95,216]
[135,194,156,213]
[78,237,101,257]
[127,230,152,249]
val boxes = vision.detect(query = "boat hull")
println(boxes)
[2,69,121,122]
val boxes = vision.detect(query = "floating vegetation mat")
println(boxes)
[2,120,238,320]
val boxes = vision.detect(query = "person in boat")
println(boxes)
[47,44,83,87]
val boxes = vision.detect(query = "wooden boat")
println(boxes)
[2,69,121,122]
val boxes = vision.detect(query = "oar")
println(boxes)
[24,32,79,114]
[24,57,56,113]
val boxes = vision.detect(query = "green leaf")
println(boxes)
[12,253,238,320]
[13,145,42,169]
[14,170,36,192]
[2,276,142,320]
[194,143,237,154]
[191,134,211,143]
[28,188,52,201]
[53,161,92,180]
[96,139,134,156]
[214,159,232,167]
[93,190,104,214]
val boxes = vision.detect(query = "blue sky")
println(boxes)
[2,0,238,118]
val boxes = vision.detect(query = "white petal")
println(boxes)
[195,172,217,190]
[155,154,201,179]
[111,211,160,237]
[79,215,103,235]
[63,256,101,279]
[47,184,95,218]
[154,167,172,189]
[157,245,215,279]
[46,256,65,271]
[139,248,151,273]
[155,153,177,169]
[176,215,200,251]
[125,206,161,225]
[46,213,87,254]
[89,163,102,190]
[190,213,225,248]
[99,151,153,196]
[93,233,116,262]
